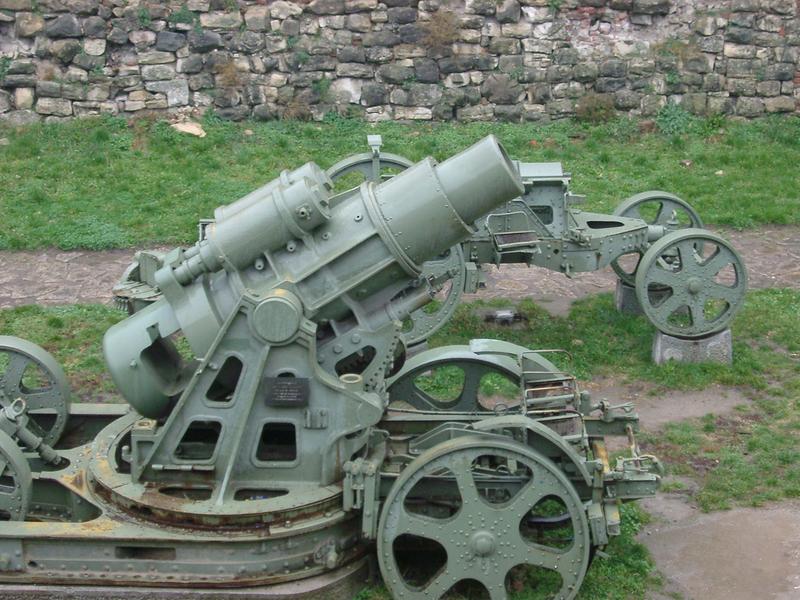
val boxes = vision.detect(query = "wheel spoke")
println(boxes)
[2,353,30,393]
[397,508,444,540]
[506,479,549,519]
[645,267,682,289]
[675,240,701,270]
[19,387,62,411]
[419,570,458,600]
[698,248,733,279]
[706,282,743,304]
[688,302,707,330]
[650,293,685,317]
[453,463,482,506]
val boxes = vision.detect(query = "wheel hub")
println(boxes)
[687,277,703,294]
[470,530,496,557]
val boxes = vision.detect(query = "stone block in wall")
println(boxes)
[703,73,725,91]
[765,63,794,80]
[763,0,794,15]
[393,106,432,120]
[14,87,34,109]
[129,30,157,50]
[683,92,708,114]
[481,73,522,103]
[366,47,394,63]
[15,12,44,37]
[595,77,626,92]
[546,97,574,116]
[439,56,476,73]
[553,47,579,66]
[398,23,425,44]
[684,53,713,73]
[345,0,377,11]
[394,45,426,59]
[725,25,753,44]
[36,80,62,97]
[599,58,626,78]
[145,80,190,107]
[614,89,641,109]
[756,80,781,96]
[138,51,175,65]
[735,96,764,115]
[141,64,176,81]
[413,57,439,82]
[72,52,104,70]
[346,12,371,32]
[86,83,110,101]
[725,58,757,77]
[231,31,265,54]
[361,82,387,106]
[2,73,37,87]
[0,0,32,9]
[696,35,724,54]
[387,6,416,23]
[494,103,522,121]
[178,54,204,73]
[156,31,186,52]
[377,63,413,83]
[466,0,496,16]
[336,63,374,77]
[632,0,669,14]
[489,37,521,55]
[200,11,243,29]
[107,27,128,45]
[36,96,72,116]
[61,82,87,100]
[456,103,494,120]
[0,90,10,113]
[707,94,733,114]
[83,16,106,38]
[764,95,795,112]
[46,14,83,38]
[496,0,521,23]
[83,38,106,56]
[546,65,572,82]
[692,16,718,36]
[363,30,401,47]
[188,30,223,52]
[502,21,533,38]
[724,43,756,58]
[188,72,214,90]
[338,47,365,63]
[308,0,345,15]
[572,62,598,82]
[498,55,523,73]
[730,0,759,11]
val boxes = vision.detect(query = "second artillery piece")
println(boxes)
[0,136,660,600]
[116,136,748,352]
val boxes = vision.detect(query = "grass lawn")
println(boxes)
[0,112,799,250]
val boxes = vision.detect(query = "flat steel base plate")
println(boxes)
[1,556,370,600]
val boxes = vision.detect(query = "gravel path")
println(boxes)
[0,226,797,310]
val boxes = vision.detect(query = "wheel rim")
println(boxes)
[0,429,32,521]
[611,191,704,286]
[400,246,466,347]
[635,228,747,338]
[378,436,590,600]
[325,151,414,185]
[0,336,71,446]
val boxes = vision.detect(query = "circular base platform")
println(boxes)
[0,556,371,600]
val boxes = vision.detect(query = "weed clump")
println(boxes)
[576,93,616,123]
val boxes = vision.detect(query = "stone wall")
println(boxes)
[0,0,798,124]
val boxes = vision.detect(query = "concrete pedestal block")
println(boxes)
[652,328,732,365]
[614,280,643,315]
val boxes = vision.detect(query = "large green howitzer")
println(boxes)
[115,137,747,350]
[0,137,660,600]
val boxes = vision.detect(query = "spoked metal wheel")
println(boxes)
[0,429,32,521]
[635,228,747,338]
[0,336,71,446]
[611,191,704,286]
[378,436,590,600]
[387,345,522,412]
[325,151,413,185]
[401,246,467,348]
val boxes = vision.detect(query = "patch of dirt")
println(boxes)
[585,378,753,430]
[639,496,800,600]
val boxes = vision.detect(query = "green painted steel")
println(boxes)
[0,136,662,600]
[634,228,748,338]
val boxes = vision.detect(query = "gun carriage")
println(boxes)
[0,136,661,600]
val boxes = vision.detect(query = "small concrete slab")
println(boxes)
[652,329,733,365]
